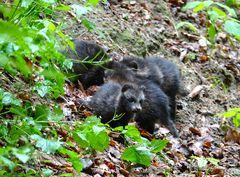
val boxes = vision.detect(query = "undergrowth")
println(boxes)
[0,0,168,175]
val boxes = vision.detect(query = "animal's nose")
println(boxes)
[133,105,142,112]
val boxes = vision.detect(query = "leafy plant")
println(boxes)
[191,156,219,176]
[182,0,240,42]
[220,108,240,128]
[176,21,198,32]
[0,0,108,175]
[73,116,110,152]
[118,126,169,166]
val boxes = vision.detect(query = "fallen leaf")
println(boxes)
[199,55,209,62]
[189,127,201,136]
[225,128,240,144]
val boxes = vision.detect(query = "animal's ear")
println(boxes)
[128,61,138,70]
[122,84,133,92]
[139,85,145,91]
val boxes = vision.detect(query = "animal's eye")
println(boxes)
[128,97,135,103]
[140,100,144,105]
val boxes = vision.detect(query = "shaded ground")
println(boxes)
[60,0,240,176]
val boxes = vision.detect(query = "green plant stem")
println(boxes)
[10,0,21,21]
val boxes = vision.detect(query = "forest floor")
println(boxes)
[58,0,239,176]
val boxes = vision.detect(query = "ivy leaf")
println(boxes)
[31,134,62,154]
[224,20,240,38]
[48,105,63,121]
[42,169,53,177]
[88,128,109,151]
[73,116,109,151]
[150,139,169,153]
[206,157,219,166]
[73,132,89,148]
[59,148,83,172]
[192,156,208,169]
[121,125,142,143]
[2,92,21,106]
[122,146,152,166]
[12,147,32,163]
[214,2,237,17]
[182,1,202,11]
[0,156,16,171]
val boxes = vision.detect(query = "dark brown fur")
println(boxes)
[84,81,145,128]
[64,39,110,89]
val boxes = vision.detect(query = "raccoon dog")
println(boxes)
[85,81,145,128]
[64,39,110,89]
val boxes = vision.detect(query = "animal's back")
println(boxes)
[89,82,121,119]
[64,39,109,89]
[136,80,178,137]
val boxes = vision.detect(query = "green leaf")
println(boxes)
[0,156,16,171]
[48,105,63,122]
[88,127,109,151]
[71,5,92,17]
[212,7,226,17]
[42,169,53,177]
[69,158,83,172]
[59,147,79,159]
[229,108,240,112]
[87,0,100,6]
[121,125,142,143]
[12,147,32,163]
[206,157,219,166]
[2,92,21,106]
[0,125,8,137]
[233,113,240,127]
[208,10,220,22]
[34,104,50,122]
[226,0,235,6]
[59,148,83,172]
[208,24,217,41]
[73,132,89,148]
[192,156,208,169]
[193,3,205,12]
[150,139,169,153]
[56,4,71,11]
[35,82,51,97]
[21,0,34,7]
[73,117,109,151]
[203,0,214,8]
[224,20,240,38]
[81,17,96,31]
[182,1,202,11]
[223,110,237,118]
[176,21,197,32]
[122,146,152,166]
[31,134,62,154]
[214,2,237,17]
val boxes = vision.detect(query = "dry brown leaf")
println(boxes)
[189,127,202,136]
[209,167,225,177]
[199,55,209,62]
[202,140,212,149]
[17,92,30,101]
[225,128,240,144]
